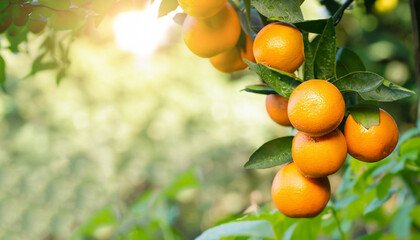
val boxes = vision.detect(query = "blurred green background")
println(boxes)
[0,0,417,239]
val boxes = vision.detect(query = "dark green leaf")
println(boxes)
[243,84,278,95]
[246,61,301,98]
[376,174,393,199]
[294,19,328,34]
[158,0,178,17]
[333,72,383,93]
[313,18,336,80]
[0,55,6,92]
[363,188,398,215]
[359,80,416,102]
[244,136,293,169]
[196,220,275,240]
[335,48,366,78]
[347,105,380,129]
[303,33,314,81]
[251,0,303,23]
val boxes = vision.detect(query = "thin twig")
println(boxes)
[333,0,354,26]
[410,0,420,128]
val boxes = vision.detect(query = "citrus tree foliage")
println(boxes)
[1,0,420,239]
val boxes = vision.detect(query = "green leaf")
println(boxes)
[69,206,117,239]
[294,19,328,34]
[410,205,420,226]
[313,18,336,80]
[161,168,199,199]
[246,61,301,98]
[50,10,86,30]
[244,136,293,169]
[56,68,66,85]
[196,220,275,240]
[303,33,314,81]
[290,218,321,240]
[333,72,383,93]
[158,0,178,17]
[335,48,366,78]
[334,195,360,210]
[251,0,303,23]
[363,188,398,215]
[400,137,420,155]
[242,84,278,95]
[376,174,393,199]
[359,80,416,102]
[347,105,380,129]
[0,55,6,92]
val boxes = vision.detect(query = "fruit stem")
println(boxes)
[410,0,420,128]
[332,0,354,26]
[330,204,347,240]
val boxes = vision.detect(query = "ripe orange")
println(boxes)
[271,162,331,218]
[288,80,345,137]
[265,94,292,126]
[210,34,255,73]
[344,109,399,162]
[182,3,241,58]
[253,22,305,73]
[292,129,347,177]
[177,0,227,19]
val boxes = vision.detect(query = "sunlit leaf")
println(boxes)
[347,104,380,129]
[245,136,293,169]
[196,220,275,240]
[158,0,178,17]
[251,0,303,23]
[357,230,382,240]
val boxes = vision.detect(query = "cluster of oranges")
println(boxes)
[178,1,400,218]
[178,0,255,73]
[256,23,399,217]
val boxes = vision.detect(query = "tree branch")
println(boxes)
[333,0,354,26]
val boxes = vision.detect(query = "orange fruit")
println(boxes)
[288,80,345,137]
[265,94,292,126]
[292,129,347,177]
[253,22,305,73]
[271,162,331,218]
[177,0,227,19]
[344,109,399,162]
[210,34,255,73]
[182,3,241,58]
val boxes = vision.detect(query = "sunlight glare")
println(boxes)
[113,1,176,58]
